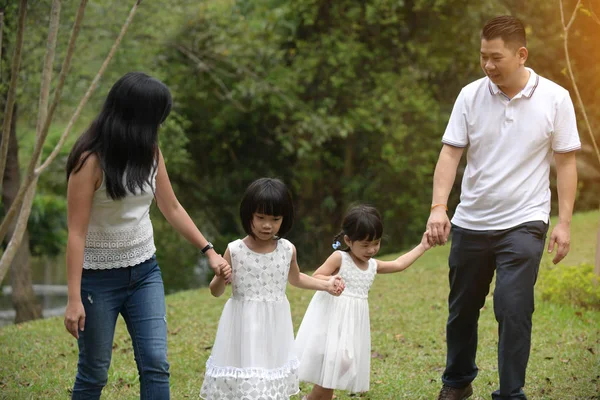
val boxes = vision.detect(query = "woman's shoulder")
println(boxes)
[76,152,101,172]
[68,152,102,188]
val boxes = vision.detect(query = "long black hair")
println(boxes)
[333,204,383,250]
[66,72,172,200]
[240,178,295,239]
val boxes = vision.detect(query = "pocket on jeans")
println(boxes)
[524,221,549,241]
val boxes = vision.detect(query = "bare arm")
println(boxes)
[312,251,342,281]
[426,144,464,245]
[377,233,431,274]
[209,248,232,297]
[64,154,102,339]
[154,149,227,275]
[288,245,343,295]
[548,151,578,264]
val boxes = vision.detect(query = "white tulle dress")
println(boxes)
[200,238,299,400]
[294,250,377,393]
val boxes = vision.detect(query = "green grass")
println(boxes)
[1,211,599,399]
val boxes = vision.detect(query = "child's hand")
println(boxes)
[420,231,433,251]
[327,275,345,296]
[221,262,232,284]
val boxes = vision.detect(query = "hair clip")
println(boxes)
[332,241,341,250]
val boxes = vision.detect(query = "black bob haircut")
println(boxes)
[240,177,294,239]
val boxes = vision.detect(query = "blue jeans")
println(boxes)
[442,221,548,400]
[72,255,170,399]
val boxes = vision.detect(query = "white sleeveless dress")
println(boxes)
[200,238,300,400]
[295,251,377,393]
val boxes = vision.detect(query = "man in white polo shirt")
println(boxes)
[427,16,580,400]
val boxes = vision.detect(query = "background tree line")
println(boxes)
[1,0,598,322]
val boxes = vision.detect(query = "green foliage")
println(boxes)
[27,194,68,258]
[161,0,514,266]
[4,0,599,290]
[538,263,600,310]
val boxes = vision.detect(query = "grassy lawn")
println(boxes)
[1,211,598,399]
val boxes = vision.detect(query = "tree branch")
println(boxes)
[37,0,143,175]
[175,44,249,112]
[0,0,144,285]
[0,0,27,190]
[559,0,600,168]
[0,9,4,81]
[0,0,88,248]
[0,0,61,285]
[36,0,61,140]
[559,0,600,277]
[588,0,600,25]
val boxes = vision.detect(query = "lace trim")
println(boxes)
[201,357,299,400]
[83,219,156,270]
[83,243,156,270]
[203,357,299,380]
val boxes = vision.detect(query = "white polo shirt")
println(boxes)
[442,68,581,230]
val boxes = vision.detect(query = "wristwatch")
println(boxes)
[201,242,214,254]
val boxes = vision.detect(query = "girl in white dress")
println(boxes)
[200,177,345,400]
[295,204,432,400]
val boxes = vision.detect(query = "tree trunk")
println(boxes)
[596,212,600,276]
[1,104,41,323]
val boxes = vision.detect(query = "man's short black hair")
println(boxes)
[482,15,527,49]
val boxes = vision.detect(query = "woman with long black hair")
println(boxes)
[64,72,229,399]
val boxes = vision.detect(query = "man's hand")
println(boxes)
[547,222,571,264]
[426,207,451,246]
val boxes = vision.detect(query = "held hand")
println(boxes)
[207,252,227,276]
[420,231,433,251]
[221,262,232,284]
[335,276,346,295]
[327,275,345,296]
[547,222,571,264]
[426,207,451,246]
[64,299,86,339]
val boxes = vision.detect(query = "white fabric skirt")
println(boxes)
[295,291,371,393]
[200,297,299,400]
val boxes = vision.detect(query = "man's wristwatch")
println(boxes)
[201,242,214,254]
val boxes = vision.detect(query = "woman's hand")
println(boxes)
[64,299,86,339]
[207,252,228,277]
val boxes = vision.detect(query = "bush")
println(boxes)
[538,263,600,310]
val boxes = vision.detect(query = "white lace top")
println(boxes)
[337,251,377,299]
[83,169,157,270]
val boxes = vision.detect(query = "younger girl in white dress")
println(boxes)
[295,204,432,400]
[200,177,345,400]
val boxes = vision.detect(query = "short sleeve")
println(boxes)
[552,92,581,153]
[442,89,469,147]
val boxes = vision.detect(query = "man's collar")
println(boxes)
[488,68,539,98]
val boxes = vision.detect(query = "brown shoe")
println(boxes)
[437,383,473,400]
